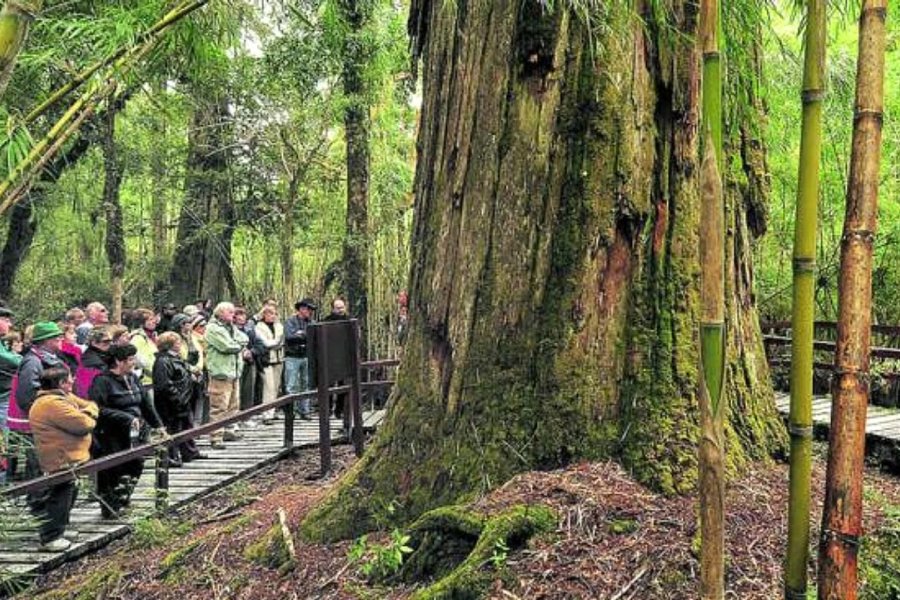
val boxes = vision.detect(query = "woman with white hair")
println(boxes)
[254,305,284,424]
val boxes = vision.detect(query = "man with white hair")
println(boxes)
[75,302,110,345]
[204,302,250,449]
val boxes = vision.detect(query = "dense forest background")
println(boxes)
[756,4,898,323]
[0,0,897,349]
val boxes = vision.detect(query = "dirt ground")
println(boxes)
[23,443,900,600]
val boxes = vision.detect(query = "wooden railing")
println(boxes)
[1,359,399,510]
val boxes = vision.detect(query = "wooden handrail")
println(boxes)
[763,334,900,360]
[761,321,900,338]
[1,375,397,499]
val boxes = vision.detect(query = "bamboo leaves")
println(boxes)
[0,0,213,217]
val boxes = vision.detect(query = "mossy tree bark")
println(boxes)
[169,92,237,306]
[102,98,126,324]
[302,0,785,542]
[339,0,371,348]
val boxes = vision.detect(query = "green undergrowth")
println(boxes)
[861,502,900,599]
[32,567,125,600]
[130,516,193,549]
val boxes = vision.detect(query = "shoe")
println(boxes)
[223,431,244,442]
[241,419,258,430]
[169,459,183,468]
[62,529,80,541]
[300,413,313,421]
[262,418,275,425]
[210,441,227,450]
[192,453,209,460]
[41,538,72,552]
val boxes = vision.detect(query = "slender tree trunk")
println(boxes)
[0,134,92,301]
[301,0,785,546]
[817,2,888,598]
[102,101,126,323]
[281,178,297,310]
[697,0,725,596]
[169,94,235,306]
[0,0,42,99]
[785,0,826,596]
[0,198,36,301]
[340,0,370,351]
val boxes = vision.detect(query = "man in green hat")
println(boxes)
[9,321,64,498]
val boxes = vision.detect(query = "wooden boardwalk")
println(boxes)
[774,392,900,470]
[0,411,385,582]
[774,392,900,439]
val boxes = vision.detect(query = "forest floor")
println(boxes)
[21,442,900,600]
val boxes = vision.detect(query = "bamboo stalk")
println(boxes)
[784,1,825,598]
[23,0,207,125]
[0,0,43,99]
[817,2,888,599]
[0,32,158,214]
[698,0,725,598]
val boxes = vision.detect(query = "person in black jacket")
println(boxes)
[152,332,203,466]
[88,344,163,518]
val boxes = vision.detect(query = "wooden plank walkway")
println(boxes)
[774,393,900,473]
[774,392,900,439]
[0,411,385,582]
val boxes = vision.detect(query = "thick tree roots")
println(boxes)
[399,504,556,599]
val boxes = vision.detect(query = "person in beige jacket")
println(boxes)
[255,305,284,423]
[29,367,98,551]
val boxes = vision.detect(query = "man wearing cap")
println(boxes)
[0,306,21,484]
[284,298,316,419]
[7,322,64,505]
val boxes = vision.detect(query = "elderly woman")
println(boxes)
[152,332,202,466]
[129,308,159,391]
[88,344,163,518]
[75,327,112,398]
[255,305,284,424]
[30,367,98,550]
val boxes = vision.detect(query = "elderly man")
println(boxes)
[75,302,110,345]
[205,302,250,449]
[7,322,65,512]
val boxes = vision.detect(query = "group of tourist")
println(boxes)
[0,295,344,551]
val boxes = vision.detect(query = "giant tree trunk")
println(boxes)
[340,0,370,349]
[168,94,237,306]
[302,0,785,542]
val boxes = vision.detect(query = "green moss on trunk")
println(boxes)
[303,0,784,542]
